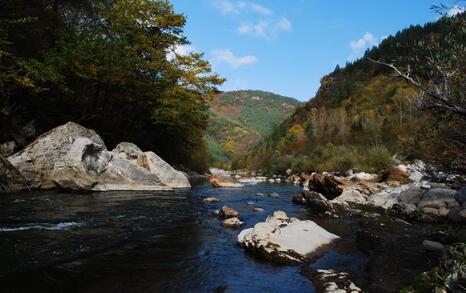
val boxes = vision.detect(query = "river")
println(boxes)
[0,183,367,292]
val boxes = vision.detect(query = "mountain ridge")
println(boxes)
[207,90,302,168]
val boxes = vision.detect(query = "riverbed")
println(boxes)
[0,183,367,292]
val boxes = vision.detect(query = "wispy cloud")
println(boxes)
[448,5,465,16]
[348,32,380,61]
[212,0,272,15]
[237,17,292,39]
[211,49,258,69]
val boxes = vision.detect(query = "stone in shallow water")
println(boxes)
[237,211,340,264]
[221,217,244,228]
[220,206,239,218]
[203,197,220,203]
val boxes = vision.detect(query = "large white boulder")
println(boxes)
[237,211,340,264]
[7,122,189,191]
[136,152,190,188]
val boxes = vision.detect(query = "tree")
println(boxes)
[368,8,465,171]
[0,0,224,170]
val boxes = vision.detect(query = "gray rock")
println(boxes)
[368,192,399,209]
[448,207,466,223]
[112,142,142,160]
[420,207,440,216]
[399,187,424,205]
[455,186,466,204]
[7,122,187,192]
[417,188,458,209]
[422,240,444,251]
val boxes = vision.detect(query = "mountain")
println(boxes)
[207,90,302,168]
[234,14,465,174]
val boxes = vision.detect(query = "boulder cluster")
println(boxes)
[291,162,466,224]
[1,122,190,192]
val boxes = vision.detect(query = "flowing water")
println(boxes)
[0,183,367,292]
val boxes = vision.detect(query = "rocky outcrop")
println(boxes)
[6,122,190,192]
[237,211,340,264]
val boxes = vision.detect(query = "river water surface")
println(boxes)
[0,183,367,292]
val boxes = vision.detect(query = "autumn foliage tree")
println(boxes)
[0,0,223,170]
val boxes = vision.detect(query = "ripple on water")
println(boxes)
[0,221,83,232]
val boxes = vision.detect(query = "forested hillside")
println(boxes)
[234,13,465,174]
[207,90,301,168]
[0,0,223,171]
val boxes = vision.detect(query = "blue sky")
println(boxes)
[170,0,458,101]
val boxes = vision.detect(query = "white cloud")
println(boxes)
[211,49,258,69]
[237,17,292,39]
[350,32,377,51]
[212,0,272,15]
[239,1,272,15]
[448,6,465,16]
[348,32,380,61]
[166,44,195,61]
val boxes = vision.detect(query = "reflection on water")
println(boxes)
[0,183,366,292]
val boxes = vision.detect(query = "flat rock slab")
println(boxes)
[237,211,340,264]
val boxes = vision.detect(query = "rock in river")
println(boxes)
[6,122,190,191]
[220,206,239,218]
[210,175,243,188]
[203,197,220,203]
[221,217,244,228]
[237,211,340,264]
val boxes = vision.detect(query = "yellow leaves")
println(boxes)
[289,124,304,137]
[221,141,235,153]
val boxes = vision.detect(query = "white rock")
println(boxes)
[7,122,186,191]
[237,211,339,264]
[397,164,408,173]
[352,172,377,181]
[136,151,190,188]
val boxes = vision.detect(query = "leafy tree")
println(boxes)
[0,0,224,170]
